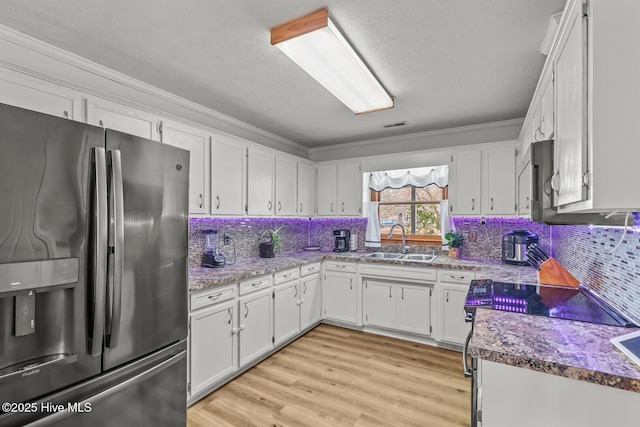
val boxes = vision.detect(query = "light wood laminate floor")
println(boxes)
[187,324,470,427]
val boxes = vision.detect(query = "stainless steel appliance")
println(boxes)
[333,229,350,252]
[501,230,538,265]
[201,229,225,268]
[0,103,189,426]
[530,140,625,226]
[462,279,634,427]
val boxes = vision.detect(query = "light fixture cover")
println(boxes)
[271,9,393,114]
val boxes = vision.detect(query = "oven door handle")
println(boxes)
[463,328,473,378]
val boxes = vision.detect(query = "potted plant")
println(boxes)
[444,231,464,259]
[259,226,285,258]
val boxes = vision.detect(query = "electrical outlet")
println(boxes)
[224,234,231,245]
[469,230,478,242]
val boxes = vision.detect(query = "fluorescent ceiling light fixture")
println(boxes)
[271,9,394,115]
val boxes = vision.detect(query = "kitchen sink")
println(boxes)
[363,252,438,263]
[363,252,403,259]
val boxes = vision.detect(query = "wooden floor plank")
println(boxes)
[187,324,471,427]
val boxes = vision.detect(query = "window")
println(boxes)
[368,166,448,246]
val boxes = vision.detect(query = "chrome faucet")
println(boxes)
[388,224,410,254]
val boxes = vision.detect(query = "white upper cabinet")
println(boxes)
[86,97,160,141]
[317,163,362,216]
[0,69,82,120]
[211,135,246,215]
[161,120,210,214]
[483,147,516,215]
[450,151,482,215]
[539,72,554,141]
[247,148,275,215]
[317,164,337,216]
[274,156,297,216]
[337,163,362,216]
[297,163,316,217]
[517,150,532,217]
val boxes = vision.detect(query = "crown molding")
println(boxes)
[308,118,523,162]
[0,24,308,157]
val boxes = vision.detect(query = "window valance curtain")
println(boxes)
[368,166,448,191]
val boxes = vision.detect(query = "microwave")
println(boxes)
[529,140,625,226]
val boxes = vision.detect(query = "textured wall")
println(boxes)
[552,225,640,325]
[452,217,551,259]
[189,217,367,268]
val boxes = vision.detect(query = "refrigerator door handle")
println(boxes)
[90,147,108,356]
[106,149,124,349]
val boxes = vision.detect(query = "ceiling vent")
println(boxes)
[383,121,407,128]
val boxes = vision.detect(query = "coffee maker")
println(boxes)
[333,229,350,252]
[202,229,226,268]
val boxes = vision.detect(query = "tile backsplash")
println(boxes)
[552,225,640,325]
[188,217,367,268]
[452,217,551,259]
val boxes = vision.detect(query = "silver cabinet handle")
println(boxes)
[294,285,298,298]
[215,195,220,210]
[244,303,249,318]
[299,203,303,213]
[449,275,466,280]
[283,273,292,279]
[349,278,353,290]
[342,202,345,212]
[98,120,104,128]
[389,286,392,298]
[208,293,223,300]
[402,287,404,300]
[278,201,281,212]
[199,193,203,208]
[471,198,475,211]
[228,308,232,324]
[63,110,69,119]
[251,281,262,287]
[303,283,307,294]
[526,196,530,209]
[330,202,334,213]
[446,290,449,303]
[551,171,560,194]
[268,201,272,211]
[336,265,346,269]
[490,198,494,210]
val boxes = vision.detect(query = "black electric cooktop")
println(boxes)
[464,279,634,327]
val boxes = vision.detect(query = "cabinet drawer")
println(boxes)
[239,275,273,295]
[274,268,299,285]
[190,285,236,311]
[300,262,321,277]
[437,270,476,284]
[324,261,357,273]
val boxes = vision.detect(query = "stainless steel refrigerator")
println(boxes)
[0,103,189,426]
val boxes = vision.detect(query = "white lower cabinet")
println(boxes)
[238,288,273,367]
[273,280,301,346]
[189,298,237,397]
[300,273,321,330]
[364,279,432,336]
[323,262,358,325]
[398,284,432,336]
[437,270,475,345]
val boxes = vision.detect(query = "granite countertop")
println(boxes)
[189,249,539,291]
[471,308,640,393]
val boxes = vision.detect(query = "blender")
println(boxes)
[201,229,226,268]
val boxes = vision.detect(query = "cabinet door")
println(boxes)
[238,289,273,367]
[337,163,362,216]
[300,274,321,330]
[323,272,357,324]
[518,161,531,216]
[161,121,209,214]
[483,147,516,215]
[0,70,81,120]
[539,72,554,140]
[189,301,237,396]
[451,151,481,214]
[274,281,301,346]
[297,163,316,216]
[317,164,337,215]
[554,2,587,207]
[440,284,471,345]
[364,280,396,329]
[87,98,160,140]
[211,136,245,215]
[275,156,297,216]
[398,285,431,336]
[247,148,275,215]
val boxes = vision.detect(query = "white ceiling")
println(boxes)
[0,0,565,149]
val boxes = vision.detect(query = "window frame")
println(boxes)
[371,186,448,246]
